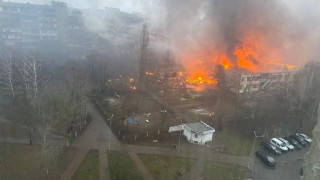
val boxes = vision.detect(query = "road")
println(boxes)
[253,146,308,180]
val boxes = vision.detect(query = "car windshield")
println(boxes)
[301,134,308,139]
[280,142,286,147]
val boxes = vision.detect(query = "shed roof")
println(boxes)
[184,121,215,134]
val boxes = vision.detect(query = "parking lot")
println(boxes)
[253,146,309,180]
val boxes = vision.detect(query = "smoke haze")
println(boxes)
[7,0,320,72]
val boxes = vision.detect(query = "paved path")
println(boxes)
[99,149,109,180]
[59,148,89,180]
[60,104,120,180]
[129,152,154,180]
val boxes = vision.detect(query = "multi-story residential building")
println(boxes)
[0,1,98,59]
[0,1,143,59]
[239,71,295,94]
[0,1,59,48]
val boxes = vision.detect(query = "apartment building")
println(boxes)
[239,72,295,94]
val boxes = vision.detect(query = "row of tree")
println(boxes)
[0,54,92,175]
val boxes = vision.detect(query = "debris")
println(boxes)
[144,113,151,117]
[176,168,186,176]
[146,119,150,123]
[169,125,184,132]
[129,118,138,124]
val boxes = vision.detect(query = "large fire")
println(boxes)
[182,33,297,90]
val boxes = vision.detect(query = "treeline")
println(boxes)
[0,53,92,173]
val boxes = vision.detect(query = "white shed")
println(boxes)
[183,121,215,145]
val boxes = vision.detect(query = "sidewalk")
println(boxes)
[59,148,89,180]
[129,152,154,180]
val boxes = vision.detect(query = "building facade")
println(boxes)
[183,121,215,145]
[239,72,295,94]
[0,1,98,59]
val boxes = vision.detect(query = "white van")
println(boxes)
[270,138,288,151]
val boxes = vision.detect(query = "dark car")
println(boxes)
[290,135,307,147]
[261,141,281,155]
[255,151,276,167]
[284,137,302,150]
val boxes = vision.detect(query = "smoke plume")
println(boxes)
[157,0,320,73]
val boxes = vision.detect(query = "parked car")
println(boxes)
[290,135,307,147]
[278,138,294,150]
[261,141,281,155]
[296,133,312,144]
[270,138,288,152]
[255,151,276,167]
[284,137,302,150]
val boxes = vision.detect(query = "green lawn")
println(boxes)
[214,128,253,155]
[0,143,41,180]
[72,150,100,180]
[44,147,77,180]
[202,161,250,180]
[138,154,196,180]
[108,151,143,180]
[0,143,77,180]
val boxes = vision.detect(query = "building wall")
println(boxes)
[239,72,295,94]
[0,1,96,59]
[183,127,213,145]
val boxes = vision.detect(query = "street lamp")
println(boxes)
[108,114,114,151]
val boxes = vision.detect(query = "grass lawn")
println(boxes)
[214,128,253,155]
[0,143,77,180]
[0,143,41,180]
[108,151,143,180]
[202,161,250,180]
[72,150,100,180]
[44,147,77,180]
[138,154,196,180]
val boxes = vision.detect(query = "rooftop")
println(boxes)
[184,121,215,134]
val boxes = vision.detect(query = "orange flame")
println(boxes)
[179,32,298,91]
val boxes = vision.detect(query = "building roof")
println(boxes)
[184,121,215,134]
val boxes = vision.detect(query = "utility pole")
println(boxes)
[249,130,265,179]
[178,119,183,156]
[108,114,114,151]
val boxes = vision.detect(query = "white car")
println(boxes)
[270,138,288,151]
[296,133,312,143]
[278,138,294,150]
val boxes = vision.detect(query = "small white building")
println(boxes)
[183,121,215,145]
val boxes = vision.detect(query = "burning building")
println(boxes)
[239,71,295,94]
[149,0,319,92]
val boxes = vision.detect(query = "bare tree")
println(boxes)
[0,55,17,102]
[32,83,87,174]
[288,62,320,129]
[19,56,48,102]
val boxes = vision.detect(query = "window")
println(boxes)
[195,134,198,138]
